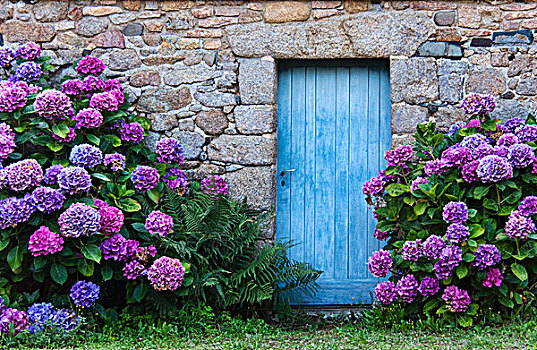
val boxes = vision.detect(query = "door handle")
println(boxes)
[280,169,296,176]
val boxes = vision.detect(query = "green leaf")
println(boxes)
[147,189,161,204]
[46,141,64,152]
[86,134,101,146]
[120,198,142,212]
[92,173,112,182]
[463,253,475,263]
[456,264,468,279]
[133,283,149,302]
[50,263,67,285]
[457,315,473,328]
[385,183,409,197]
[511,263,528,281]
[504,189,522,205]
[33,256,47,270]
[467,209,478,218]
[81,244,102,263]
[7,245,24,274]
[469,225,485,239]
[483,198,499,211]
[132,223,148,233]
[0,238,9,252]
[466,303,479,316]
[101,264,113,281]
[499,296,514,308]
[473,186,491,200]
[52,124,69,138]
[78,259,94,277]
[413,201,428,216]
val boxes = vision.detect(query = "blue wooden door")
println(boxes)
[276,60,391,306]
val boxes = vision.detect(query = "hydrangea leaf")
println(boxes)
[511,263,528,282]
[50,263,67,285]
[81,244,102,263]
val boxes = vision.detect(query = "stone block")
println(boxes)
[433,10,456,26]
[391,57,438,104]
[516,74,537,96]
[166,11,195,31]
[138,87,192,113]
[439,75,464,103]
[130,70,161,87]
[312,1,341,9]
[391,104,428,133]
[33,1,69,22]
[234,105,275,134]
[107,49,141,70]
[437,59,469,75]
[238,59,276,104]
[164,63,219,86]
[433,106,466,132]
[150,113,178,132]
[0,20,55,42]
[168,130,205,160]
[492,30,533,44]
[470,38,492,47]
[508,55,532,77]
[416,41,463,58]
[226,166,276,211]
[465,68,507,95]
[458,5,481,29]
[194,92,237,107]
[83,6,123,16]
[92,28,125,48]
[195,110,228,135]
[122,23,143,36]
[492,99,533,120]
[264,1,311,23]
[208,135,276,165]
[192,7,213,19]
[75,17,108,37]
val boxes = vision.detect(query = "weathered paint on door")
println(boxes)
[276,60,391,305]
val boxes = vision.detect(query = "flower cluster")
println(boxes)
[418,276,439,297]
[145,211,174,237]
[103,153,126,172]
[147,256,185,292]
[120,122,144,143]
[367,250,392,277]
[472,244,501,270]
[131,165,159,192]
[89,92,118,112]
[28,226,64,256]
[5,159,43,192]
[156,137,184,165]
[76,55,106,76]
[374,281,398,305]
[163,167,188,191]
[0,83,28,112]
[396,274,418,303]
[97,201,124,235]
[401,240,422,261]
[69,144,103,168]
[505,210,536,239]
[32,186,65,214]
[461,93,495,116]
[0,194,36,229]
[58,203,101,238]
[0,307,28,335]
[384,145,412,166]
[201,175,228,196]
[33,90,73,120]
[442,286,471,312]
[0,123,16,161]
[433,245,462,280]
[483,268,503,288]
[57,167,91,194]
[73,108,103,129]
[442,202,469,224]
[70,281,100,307]
[27,303,79,333]
[445,223,469,244]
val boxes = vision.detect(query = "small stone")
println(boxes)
[167,12,195,30]
[195,110,228,135]
[391,104,428,133]
[110,13,136,24]
[433,10,455,26]
[458,5,481,29]
[226,166,275,211]
[68,7,83,21]
[75,17,108,36]
[164,63,218,86]
[391,1,410,10]
[234,105,275,134]
[500,3,536,11]
[516,74,537,96]
[214,7,241,17]
[55,21,76,31]
[203,52,216,66]
[239,10,263,24]
[491,52,509,67]
[470,38,492,47]
[264,1,311,23]
[312,1,341,9]
[130,70,160,87]
[122,0,142,10]
[239,59,276,104]
[178,39,200,50]
[151,113,178,132]
[466,68,507,95]
[208,135,275,165]
[107,49,141,70]
[313,9,340,19]
[199,17,238,28]
[434,28,462,42]
[33,1,69,22]
[416,41,463,58]
[144,20,163,32]
[492,30,533,44]
[204,40,222,50]
[142,34,162,46]
[183,52,203,66]
[523,18,537,29]
[195,92,237,107]
[508,55,532,77]
[122,23,144,36]
[344,0,369,13]
[138,87,192,113]
[138,11,162,19]
[0,20,55,42]
[92,28,125,48]
[185,29,223,38]
[83,6,123,16]
[168,130,205,159]
[191,7,213,19]
[501,91,515,99]
[160,1,191,11]
[178,119,195,132]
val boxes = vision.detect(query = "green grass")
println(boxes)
[7,321,537,350]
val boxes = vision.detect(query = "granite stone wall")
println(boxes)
[2,0,537,238]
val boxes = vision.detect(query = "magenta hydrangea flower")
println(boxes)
[516,124,537,143]
[445,223,470,244]
[201,175,228,196]
[441,146,472,168]
[145,210,174,237]
[384,145,412,166]
[99,234,127,261]
[473,143,494,160]
[362,175,385,196]
[483,268,503,288]
[461,160,480,183]
[34,90,73,120]
[0,85,28,112]
[396,274,418,303]
[461,92,495,115]
[69,144,103,168]
[32,186,65,214]
[424,159,451,176]
[103,153,126,172]
[434,245,462,280]
[155,137,184,165]
[519,196,537,216]
[504,117,525,133]
[123,260,147,280]
[493,145,509,157]
[467,119,481,129]
[123,239,141,261]
[58,203,101,238]
[69,281,100,307]
[98,204,124,236]
[472,244,501,270]
[0,123,15,161]
[89,92,118,112]
[497,133,520,147]
[367,250,392,278]
[418,276,440,297]
[15,42,41,60]
[373,228,390,241]
[0,48,14,68]
[131,165,159,192]
[374,281,398,305]
[422,235,446,260]
[76,55,106,76]
[109,88,125,105]
[442,285,471,312]
[81,76,104,93]
[61,79,83,97]
[74,108,103,129]
[5,159,43,192]
[401,239,423,261]
[508,143,535,168]
[0,308,28,335]
[147,256,186,292]
[410,177,427,192]
[28,226,63,256]
[52,127,76,143]
[442,202,468,224]
[163,167,188,191]
[120,122,144,143]
[505,210,536,239]
[57,166,91,194]
[0,194,36,229]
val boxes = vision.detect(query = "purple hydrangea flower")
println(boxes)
[201,175,228,196]
[0,308,28,335]
[497,133,520,147]
[58,203,101,238]
[81,76,104,93]
[418,276,440,297]
[477,155,513,183]
[155,137,184,165]
[472,244,501,270]
[0,194,36,229]
[131,165,159,192]
[441,146,472,168]
[362,175,385,196]
[123,260,147,280]
[123,239,141,261]
[69,144,103,168]
[89,92,118,112]
[100,234,127,261]
[74,108,103,129]
[445,223,470,244]
[374,281,398,305]
[0,123,15,161]
[15,42,41,60]
[410,177,427,192]
[109,88,124,105]
[70,281,100,307]
[467,119,481,129]
[384,145,412,166]
[424,159,451,176]
[367,250,392,278]
[61,79,83,97]
[434,245,462,280]
[519,196,537,216]
[460,133,488,149]
[396,274,418,303]
[137,245,157,260]
[504,117,525,133]
[32,186,65,214]
[461,92,495,115]
[0,85,27,112]
[442,202,468,224]
[34,90,73,120]
[145,210,174,237]
[120,122,144,143]
[516,124,537,143]
[28,226,63,256]
[103,153,126,172]
[76,55,106,76]
[493,145,509,157]
[98,204,124,236]
[27,302,55,334]
[15,61,42,81]
[147,256,185,292]
[422,235,446,260]
[52,127,76,143]
[401,239,423,261]
[0,47,14,68]
[5,159,43,192]
[51,309,80,331]
[374,228,390,241]
[442,285,471,312]
[508,143,535,168]
[447,121,467,137]
[483,268,503,288]
[473,143,494,160]
[462,160,480,183]
[163,167,188,191]
[57,166,91,194]
[505,210,536,239]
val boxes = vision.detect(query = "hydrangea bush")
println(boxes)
[364,93,537,326]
